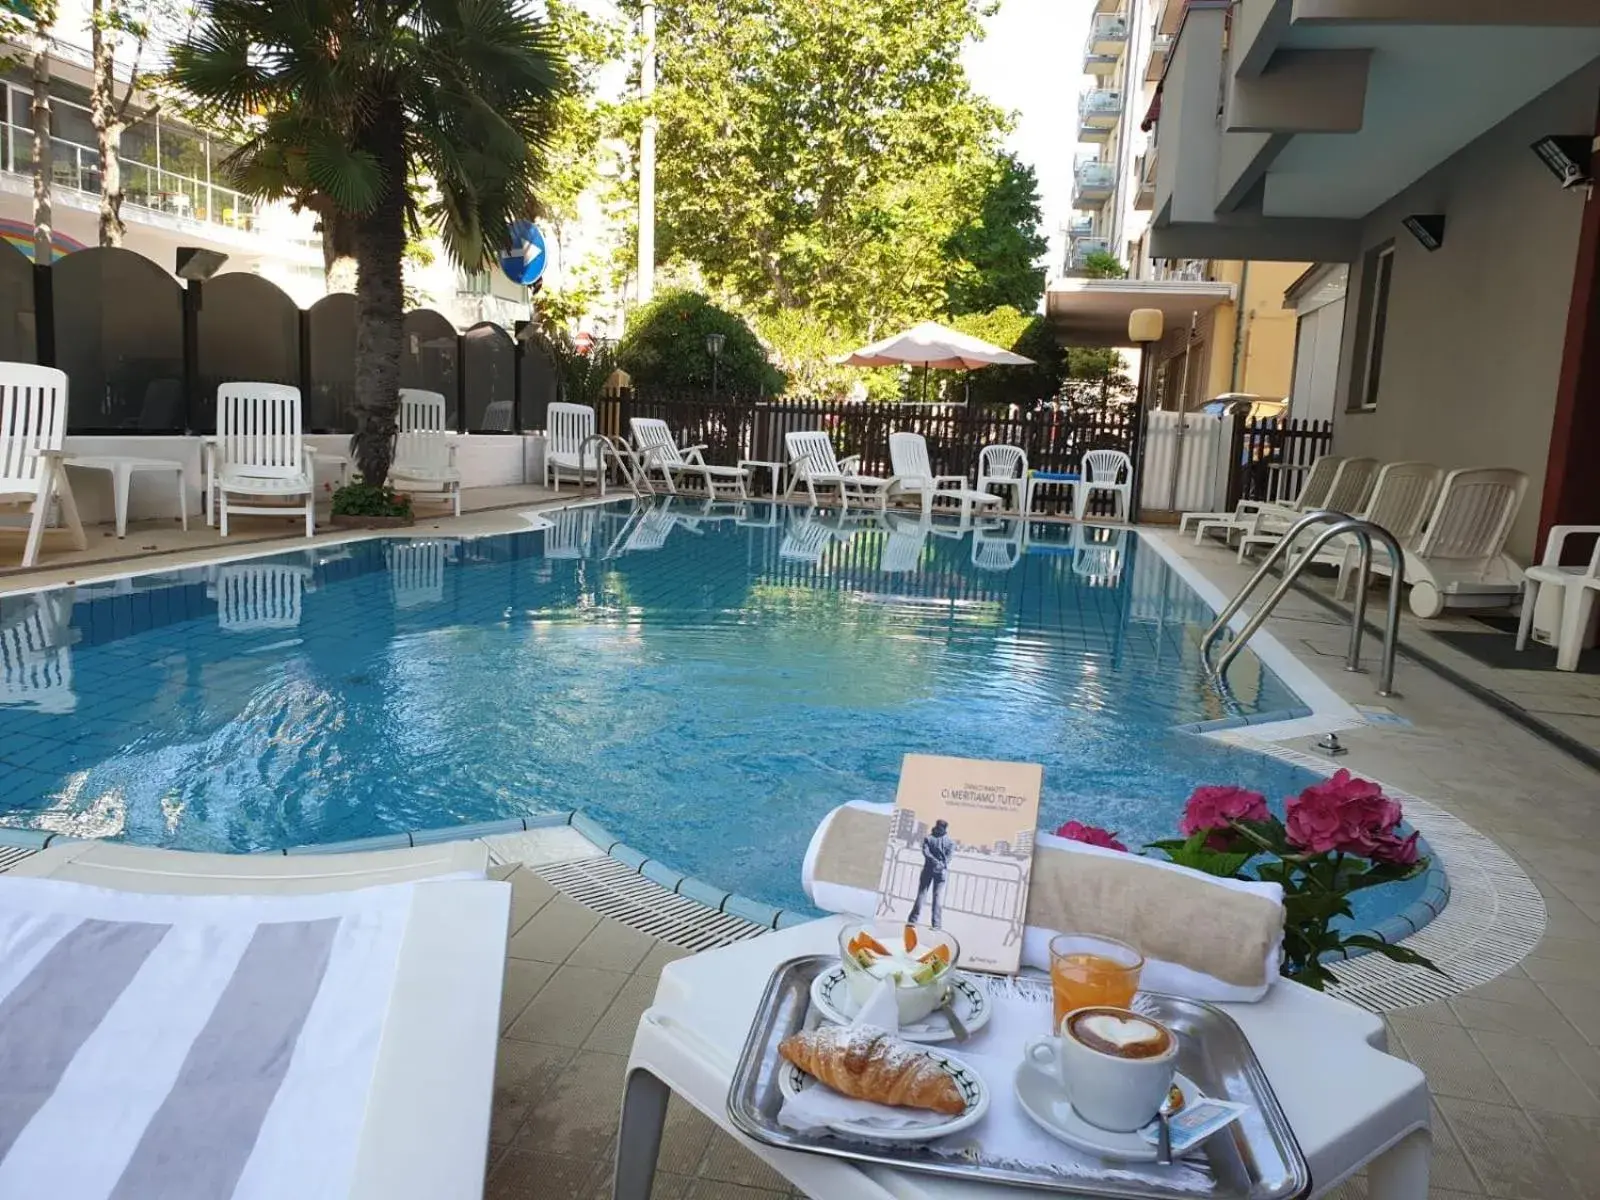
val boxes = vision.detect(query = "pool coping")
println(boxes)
[0,499,1447,954]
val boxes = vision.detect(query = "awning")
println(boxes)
[1043,278,1234,347]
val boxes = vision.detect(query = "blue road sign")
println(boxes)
[501,220,547,286]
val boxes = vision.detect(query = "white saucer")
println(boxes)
[1013,1062,1201,1163]
[777,1044,989,1142]
[809,965,992,1043]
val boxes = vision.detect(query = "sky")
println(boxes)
[962,0,1093,279]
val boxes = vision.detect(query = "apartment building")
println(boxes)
[1053,0,1305,414]
[1145,0,1600,559]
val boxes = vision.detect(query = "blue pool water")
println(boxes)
[0,500,1426,928]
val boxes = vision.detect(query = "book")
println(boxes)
[875,753,1043,974]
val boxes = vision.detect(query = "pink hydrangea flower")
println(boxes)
[1179,785,1270,846]
[1055,821,1127,853]
[1284,769,1408,859]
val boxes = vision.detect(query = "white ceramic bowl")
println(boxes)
[838,920,959,1025]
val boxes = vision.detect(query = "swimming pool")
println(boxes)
[0,500,1428,930]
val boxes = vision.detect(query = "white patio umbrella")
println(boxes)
[839,320,1033,402]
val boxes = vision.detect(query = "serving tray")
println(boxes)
[726,954,1311,1198]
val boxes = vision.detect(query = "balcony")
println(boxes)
[1087,14,1128,58]
[1072,160,1116,206]
[1150,258,1210,283]
[1155,0,1186,37]
[1067,215,1096,239]
[1146,34,1173,82]
[1079,90,1123,141]
[1135,151,1156,211]
[1069,238,1113,272]
[1093,0,1123,13]
[1,123,264,232]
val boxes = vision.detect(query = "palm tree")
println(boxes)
[169,0,564,487]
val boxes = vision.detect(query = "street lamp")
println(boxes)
[705,332,726,403]
[1125,307,1164,525]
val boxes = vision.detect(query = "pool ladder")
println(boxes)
[1200,510,1405,698]
[576,434,652,499]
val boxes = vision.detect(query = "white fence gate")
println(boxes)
[1138,410,1235,515]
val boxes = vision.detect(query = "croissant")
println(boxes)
[779,1024,966,1115]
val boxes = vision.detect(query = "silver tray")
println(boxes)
[726,955,1311,1199]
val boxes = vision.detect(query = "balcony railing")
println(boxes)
[1067,216,1095,239]
[1150,258,1210,283]
[1,122,262,230]
[1073,161,1117,193]
[1088,15,1129,55]
[1147,34,1174,81]
[1070,238,1113,270]
[1135,152,1156,210]
[1080,90,1124,120]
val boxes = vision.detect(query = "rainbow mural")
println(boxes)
[0,218,86,262]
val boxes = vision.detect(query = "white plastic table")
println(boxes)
[740,459,786,498]
[64,454,190,538]
[617,917,1430,1200]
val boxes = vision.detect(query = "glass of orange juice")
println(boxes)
[1049,933,1144,1029]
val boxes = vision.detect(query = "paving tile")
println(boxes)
[1448,996,1588,1047]
[584,972,659,1054]
[638,941,694,979]
[508,895,603,964]
[656,1096,719,1176]
[514,1048,629,1159]
[1436,1097,1577,1199]
[506,866,559,935]
[1522,1109,1600,1188]
[500,958,557,1032]
[1386,1021,1514,1105]
[1521,951,1600,988]
[506,964,630,1046]
[1537,981,1600,1045]
[684,1182,791,1200]
[1424,1101,1486,1195]
[485,1149,604,1200]
[697,1128,792,1192]
[1468,1029,1600,1117]
[567,917,657,973]
[491,1038,578,1146]
[1319,1176,1366,1200]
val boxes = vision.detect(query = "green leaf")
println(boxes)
[1340,935,1448,976]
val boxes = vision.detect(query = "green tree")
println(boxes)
[618,290,783,395]
[1081,250,1128,280]
[943,152,1048,315]
[171,0,566,486]
[620,0,1004,338]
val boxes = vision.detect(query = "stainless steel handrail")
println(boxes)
[1201,510,1405,697]
[576,433,650,498]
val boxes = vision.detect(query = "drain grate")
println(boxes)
[0,846,37,873]
[1224,736,1547,1013]
[533,855,767,952]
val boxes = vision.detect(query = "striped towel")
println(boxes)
[0,876,415,1199]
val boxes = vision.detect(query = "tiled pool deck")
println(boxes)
[2,500,1599,1198]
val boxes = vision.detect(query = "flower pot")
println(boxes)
[328,512,415,530]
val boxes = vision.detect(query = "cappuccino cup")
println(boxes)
[1023,1006,1177,1132]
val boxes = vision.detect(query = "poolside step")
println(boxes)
[531,855,766,952]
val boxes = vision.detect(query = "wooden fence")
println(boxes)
[598,391,1135,494]
[1226,417,1336,508]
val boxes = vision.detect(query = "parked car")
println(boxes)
[1199,393,1288,422]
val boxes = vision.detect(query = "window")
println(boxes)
[1352,243,1394,411]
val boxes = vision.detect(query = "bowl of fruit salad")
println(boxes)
[838,920,960,1024]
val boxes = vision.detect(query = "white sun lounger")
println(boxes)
[0,363,87,568]
[782,431,896,510]
[1235,456,1379,560]
[887,431,999,520]
[1182,453,1344,544]
[629,418,750,498]
[1301,462,1443,598]
[4,840,507,1200]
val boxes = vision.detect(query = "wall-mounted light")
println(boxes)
[175,247,228,280]
[1531,135,1595,190]
[1401,214,1446,252]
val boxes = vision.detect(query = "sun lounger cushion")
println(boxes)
[803,800,1285,1002]
[0,875,421,1198]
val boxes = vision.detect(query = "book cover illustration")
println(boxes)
[875,753,1043,974]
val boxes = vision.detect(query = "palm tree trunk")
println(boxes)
[90,4,124,247]
[350,95,407,489]
[321,206,358,293]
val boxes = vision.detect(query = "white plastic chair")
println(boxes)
[1237,457,1379,561]
[210,383,316,538]
[971,519,1025,571]
[545,402,598,490]
[629,417,749,497]
[0,593,77,713]
[977,445,1029,511]
[780,510,851,564]
[543,505,597,559]
[1184,453,1345,544]
[210,562,314,632]
[1074,449,1133,522]
[1365,466,1529,618]
[782,430,894,510]
[390,389,462,516]
[1517,525,1600,671]
[887,432,999,520]
[0,363,85,567]
[481,400,515,432]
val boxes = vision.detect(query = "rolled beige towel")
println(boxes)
[802,801,1286,1001]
